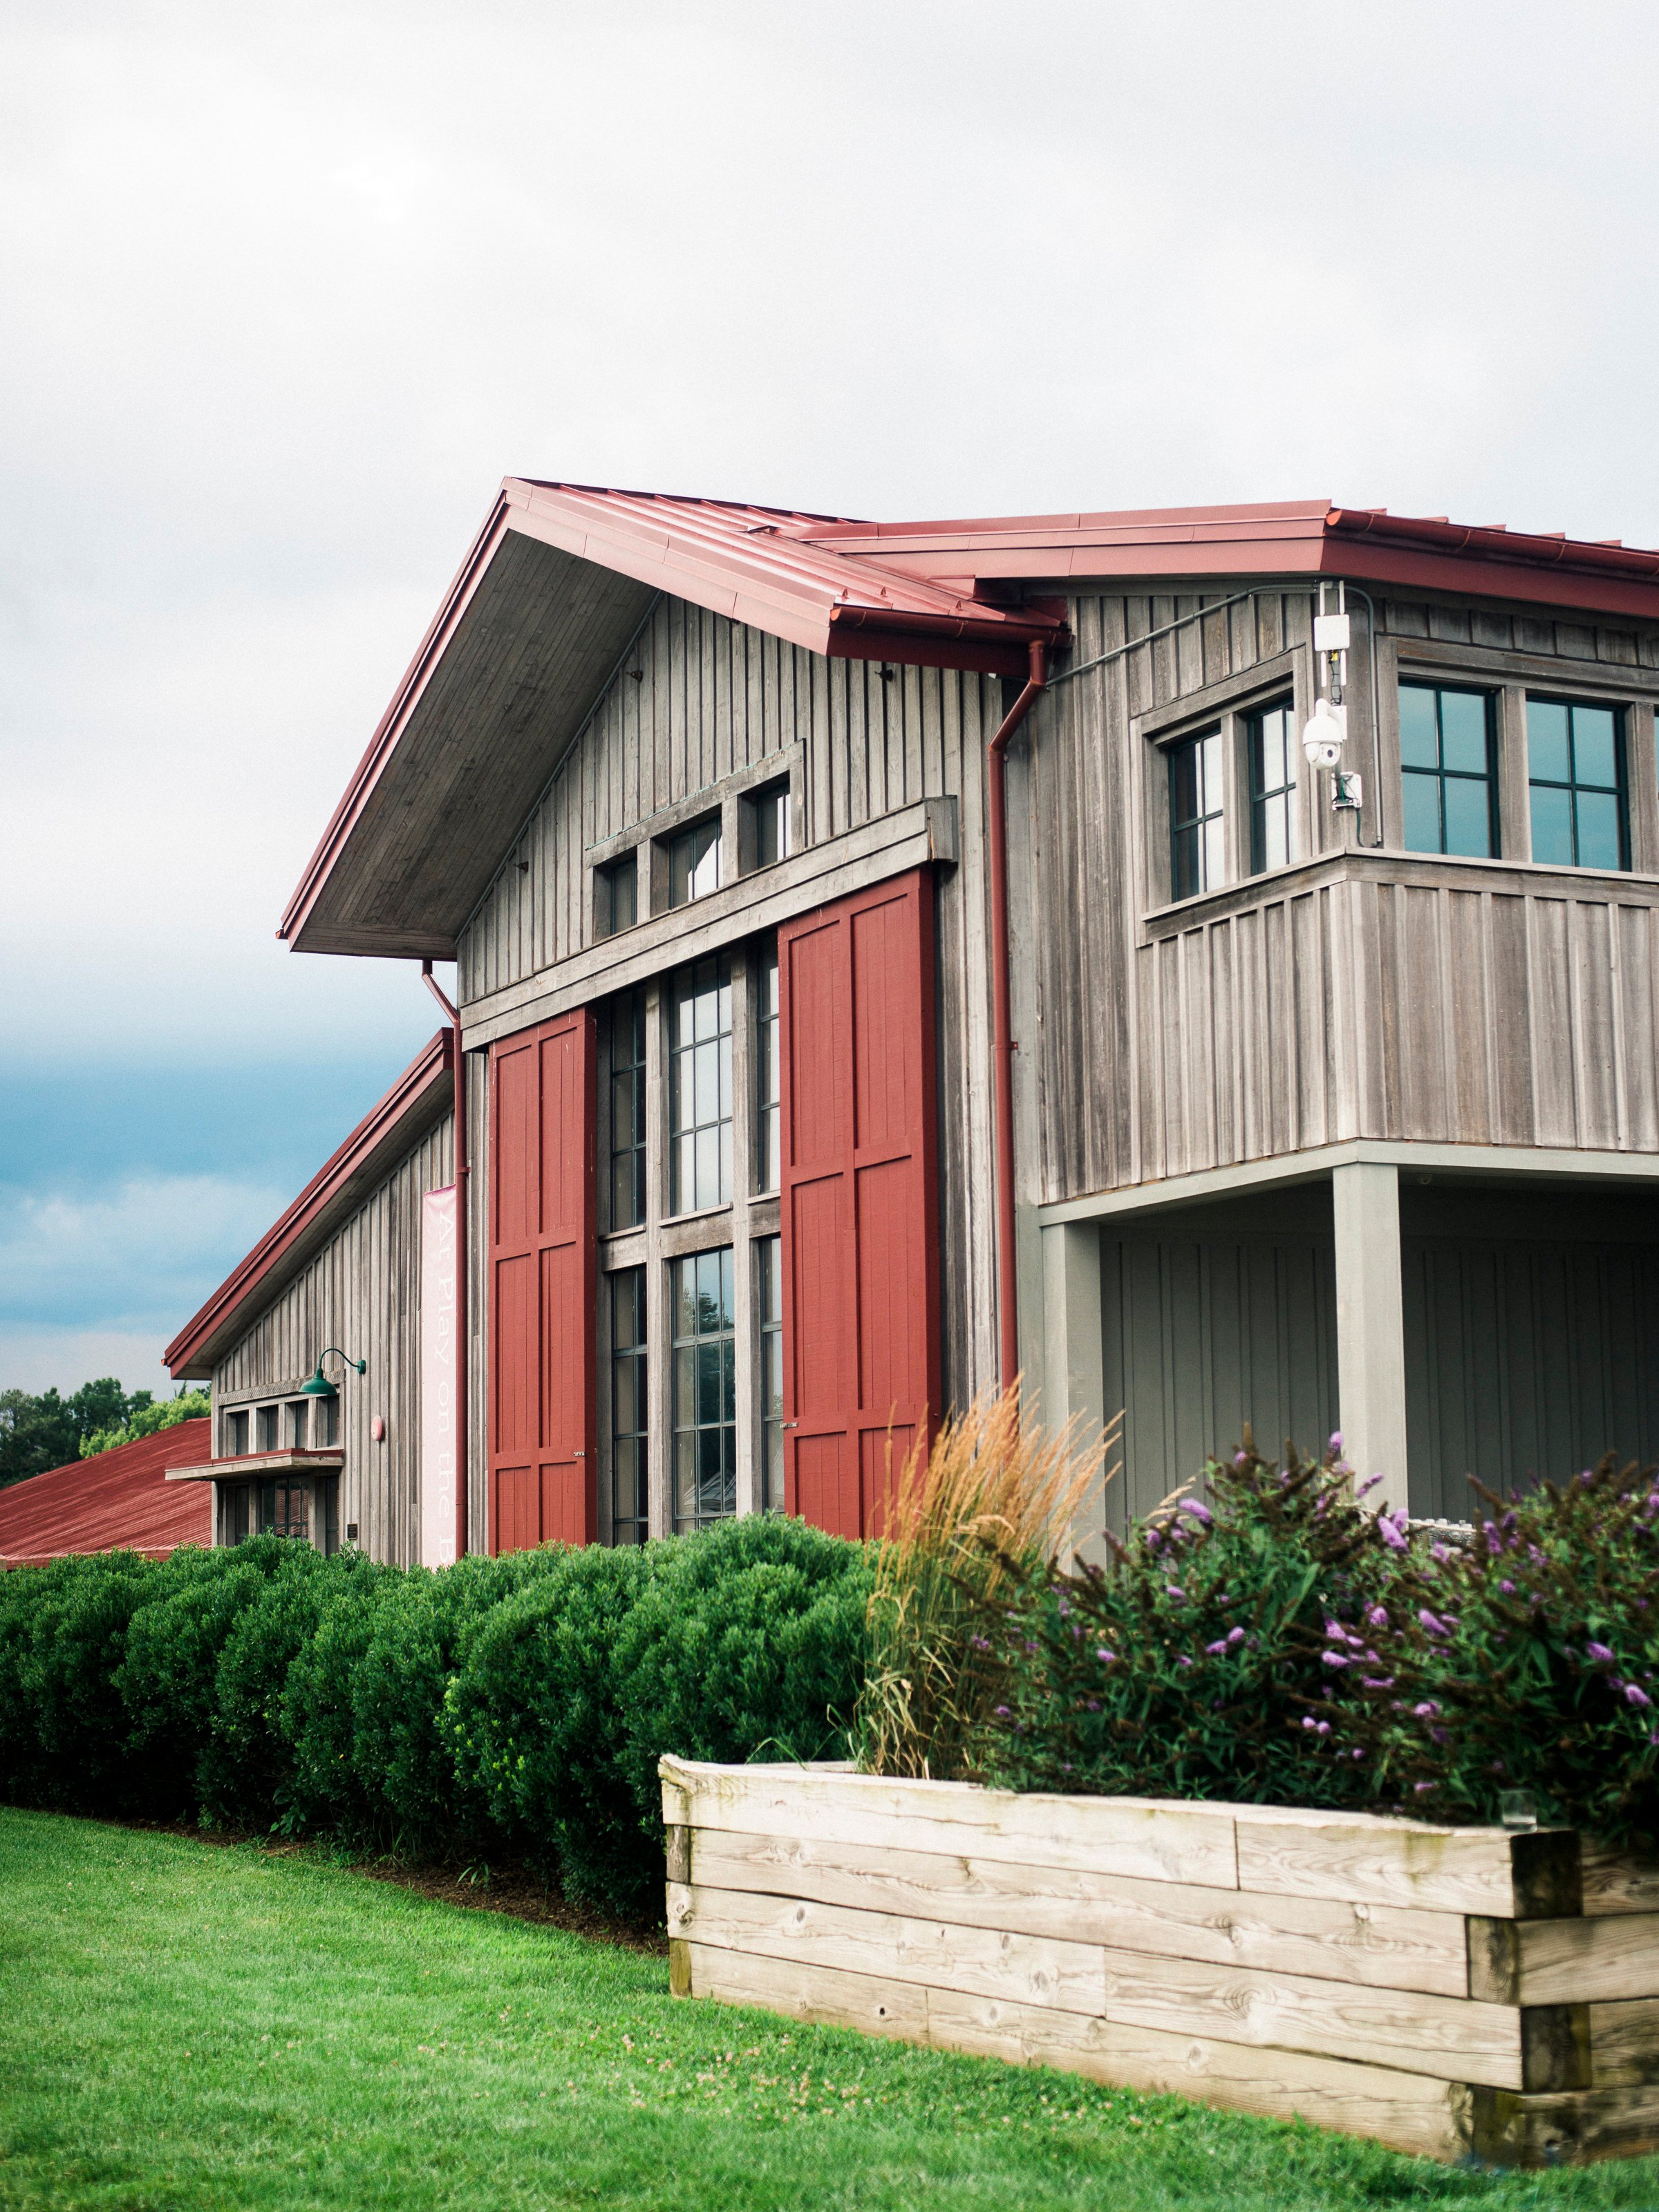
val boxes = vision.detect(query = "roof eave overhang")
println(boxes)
[164,1033,453,1380]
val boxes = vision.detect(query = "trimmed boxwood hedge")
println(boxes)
[0,1519,870,1913]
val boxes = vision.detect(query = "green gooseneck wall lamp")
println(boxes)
[301,1349,368,1401]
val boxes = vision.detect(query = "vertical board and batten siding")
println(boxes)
[778,870,941,1535]
[1022,590,1659,1208]
[455,594,1006,1408]
[213,1115,453,1566]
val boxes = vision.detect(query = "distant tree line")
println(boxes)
[0,1381,211,1488]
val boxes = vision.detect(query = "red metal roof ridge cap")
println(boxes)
[515,480,1045,627]
[514,478,868,527]
[162,1032,452,1374]
[804,499,1335,543]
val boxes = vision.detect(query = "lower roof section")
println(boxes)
[164,1031,453,1380]
[0,1419,212,1564]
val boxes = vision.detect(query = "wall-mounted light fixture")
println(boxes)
[300,1348,367,1401]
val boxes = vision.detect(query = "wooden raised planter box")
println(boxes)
[660,1755,1659,2166]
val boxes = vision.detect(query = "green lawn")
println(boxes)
[6,1815,1659,2212]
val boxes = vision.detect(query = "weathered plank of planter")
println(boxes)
[660,1756,1659,2166]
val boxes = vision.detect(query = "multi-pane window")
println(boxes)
[599,853,638,935]
[1248,702,1297,874]
[225,1409,248,1456]
[1528,699,1627,871]
[1398,682,1497,857]
[256,1403,280,1453]
[756,937,780,1193]
[1169,729,1225,899]
[259,1479,310,1539]
[666,816,722,908]
[287,1400,308,1450]
[669,955,732,1213]
[758,1235,785,1512]
[673,1248,735,1531]
[610,1268,648,1546]
[318,1477,340,1557]
[752,781,791,869]
[219,1484,250,1545]
[608,988,648,1230]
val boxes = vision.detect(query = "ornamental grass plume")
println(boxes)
[852,1388,1118,1781]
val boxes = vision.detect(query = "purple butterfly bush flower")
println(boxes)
[1378,1506,1409,1551]
[1329,1432,1344,1453]
[1587,1642,1616,1664]
[1628,1684,1653,1709]
[1177,1499,1212,1526]
[1096,1647,1116,1664]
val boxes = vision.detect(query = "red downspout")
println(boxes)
[986,639,1048,1398]
[422,962,469,1561]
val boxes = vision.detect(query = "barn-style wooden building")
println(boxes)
[165,486,1659,1559]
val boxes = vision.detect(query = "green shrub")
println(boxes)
[346,1553,543,1857]
[198,1544,343,1830]
[612,1513,870,1817]
[12,1552,168,1814]
[448,1543,653,1909]
[118,1540,288,1819]
[1311,1455,1659,1847]
[980,1438,1389,1807]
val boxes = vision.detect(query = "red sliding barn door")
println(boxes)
[778,868,941,1538]
[488,1008,597,1551]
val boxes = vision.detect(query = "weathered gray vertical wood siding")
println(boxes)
[214,1114,453,1565]
[1021,590,1659,1208]
[455,596,1005,1408]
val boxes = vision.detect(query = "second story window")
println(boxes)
[1248,702,1297,874]
[608,988,647,1230]
[669,954,732,1213]
[666,815,722,908]
[756,936,780,1193]
[750,780,791,868]
[1169,729,1224,900]
[225,1409,249,1456]
[1399,682,1496,858]
[599,852,638,935]
[1528,699,1627,871]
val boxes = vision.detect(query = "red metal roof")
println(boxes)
[0,1420,212,1566]
[801,499,1659,619]
[164,1031,452,1378]
[277,482,1659,959]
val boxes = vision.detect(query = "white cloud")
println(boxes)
[0,1172,285,1355]
[6,0,1659,1346]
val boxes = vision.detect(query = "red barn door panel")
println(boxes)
[487,1009,597,1553]
[779,868,940,1539]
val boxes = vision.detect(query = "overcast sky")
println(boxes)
[4,0,1658,1398]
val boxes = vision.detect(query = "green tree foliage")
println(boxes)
[79,1388,212,1459]
[0,1378,138,1486]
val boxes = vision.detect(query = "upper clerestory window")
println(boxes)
[665,816,722,909]
[1399,682,1497,858]
[1168,729,1224,899]
[1527,698,1627,871]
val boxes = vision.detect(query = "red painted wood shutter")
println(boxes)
[778,868,941,1537]
[487,1007,597,1551]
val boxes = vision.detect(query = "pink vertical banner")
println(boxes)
[421,1185,458,1568]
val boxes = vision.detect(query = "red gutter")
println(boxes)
[986,639,1049,1399]
[422,963,469,1562]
